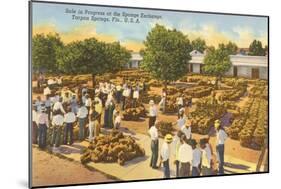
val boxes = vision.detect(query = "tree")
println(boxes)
[58,37,131,86]
[249,40,266,56]
[203,45,232,88]
[225,41,238,55]
[141,24,192,89]
[191,38,207,53]
[32,33,64,73]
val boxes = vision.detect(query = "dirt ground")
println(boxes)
[32,147,115,187]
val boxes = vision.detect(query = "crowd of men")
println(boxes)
[148,115,228,178]
[32,74,228,178]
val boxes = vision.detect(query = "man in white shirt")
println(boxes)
[177,111,186,129]
[215,120,227,174]
[63,107,76,145]
[77,102,88,141]
[176,95,184,118]
[181,121,192,140]
[114,111,121,129]
[161,134,173,178]
[148,100,157,129]
[200,138,213,176]
[148,121,159,169]
[132,87,139,108]
[53,97,66,114]
[178,135,193,177]
[191,139,202,176]
[37,107,49,149]
[51,110,64,148]
[43,86,51,96]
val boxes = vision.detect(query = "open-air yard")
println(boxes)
[32,70,268,185]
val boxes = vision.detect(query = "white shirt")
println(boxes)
[77,106,88,119]
[85,98,92,107]
[149,105,157,117]
[217,129,228,145]
[43,87,51,96]
[38,112,49,126]
[32,110,38,123]
[53,101,66,114]
[178,143,193,163]
[64,112,76,123]
[52,114,64,126]
[47,79,55,85]
[201,144,212,168]
[148,126,158,141]
[192,148,202,167]
[181,126,191,139]
[177,117,186,128]
[133,90,139,99]
[114,115,121,125]
[161,142,170,161]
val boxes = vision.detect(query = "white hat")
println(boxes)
[149,100,155,105]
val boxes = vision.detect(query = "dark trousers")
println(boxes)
[150,140,159,168]
[175,160,180,177]
[179,162,191,177]
[216,144,225,174]
[38,124,47,149]
[52,125,62,147]
[149,116,156,129]
[163,159,170,178]
[46,107,51,121]
[32,121,38,144]
[79,118,86,141]
[64,123,73,145]
[191,166,200,176]
[122,96,126,110]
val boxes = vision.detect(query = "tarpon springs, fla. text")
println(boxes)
[65,8,162,24]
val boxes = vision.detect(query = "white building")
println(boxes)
[127,52,143,68]
[189,50,268,80]
[127,50,268,80]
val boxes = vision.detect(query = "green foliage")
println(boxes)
[57,38,131,76]
[32,33,64,73]
[141,24,192,84]
[218,41,238,55]
[248,40,266,56]
[191,38,207,53]
[203,45,231,77]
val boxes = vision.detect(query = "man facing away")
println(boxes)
[63,107,76,145]
[77,101,88,141]
[148,121,159,169]
[178,135,193,177]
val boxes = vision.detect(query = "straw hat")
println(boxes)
[164,134,173,143]
[214,119,221,129]
[149,100,155,105]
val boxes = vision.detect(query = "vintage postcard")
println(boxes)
[29,1,269,188]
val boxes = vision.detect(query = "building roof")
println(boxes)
[189,53,268,67]
[130,52,143,61]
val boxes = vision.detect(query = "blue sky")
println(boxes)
[32,2,268,51]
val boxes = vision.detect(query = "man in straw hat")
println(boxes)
[148,100,157,129]
[160,134,173,178]
[148,120,160,169]
[215,119,228,174]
